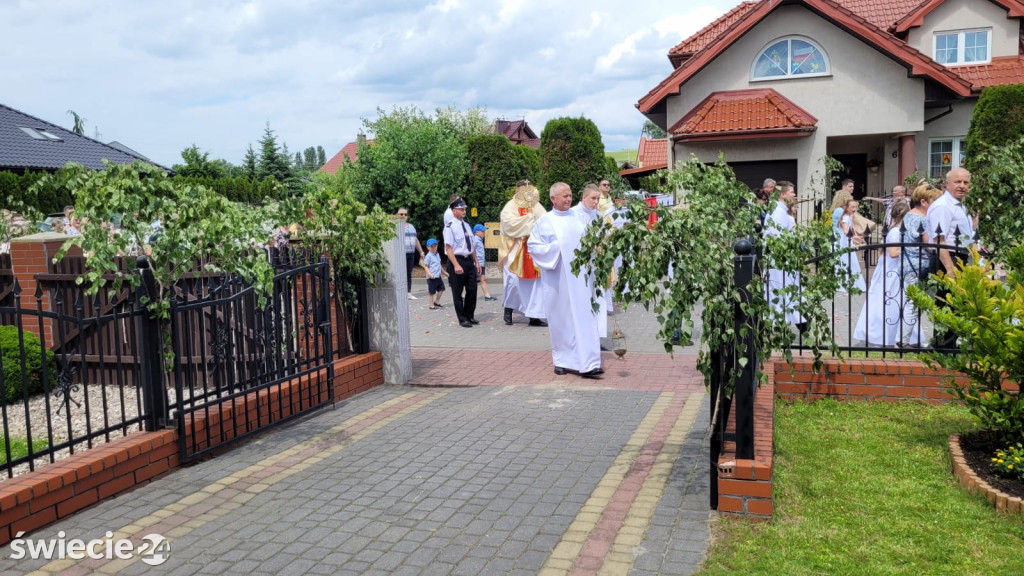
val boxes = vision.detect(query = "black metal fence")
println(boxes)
[0,245,362,477]
[710,221,976,508]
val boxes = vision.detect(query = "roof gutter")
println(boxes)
[925,104,954,124]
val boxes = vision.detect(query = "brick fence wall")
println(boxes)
[0,352,384,545]
[716,355,983,520]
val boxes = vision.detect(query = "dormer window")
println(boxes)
[751,37,829,81]
[934,29,990,65]
[18,126,63,141]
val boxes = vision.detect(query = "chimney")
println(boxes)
[357,133,366,146]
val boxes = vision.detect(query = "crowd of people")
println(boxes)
[765,167,979,349]
[400,179,626,379]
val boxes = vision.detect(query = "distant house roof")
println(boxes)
[494,119,540,149]
[619,137,667,176]
[106,140,152,162]
[0,103,159,171]
[669,89,818,142]
[320,138,373,175]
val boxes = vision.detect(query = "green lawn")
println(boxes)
[0,436,48,465]
[698,400,1024,576]
[607,149,637,164]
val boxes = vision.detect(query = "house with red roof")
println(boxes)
[494,119,541,149]
[639,0,1024,201]
[619,137,668,188]
[319,135,372,175]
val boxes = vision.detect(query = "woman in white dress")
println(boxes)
[853,202,911,347]
[837,199,867,293]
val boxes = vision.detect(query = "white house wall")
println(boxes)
[906,0,1019,59]
[667,5,926,198]
[918,99,976,179]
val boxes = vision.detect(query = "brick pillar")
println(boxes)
[898,134,916,184]
[7,232,73,349]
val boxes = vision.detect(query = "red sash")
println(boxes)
[517,207,540,279]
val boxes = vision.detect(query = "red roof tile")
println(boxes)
[834,0,927,30]
[669,89,818,142]
[668,2,759,67]
[319,139,372,174]
[637,137,668,168]
[638,0,973,114]
[892,0,1024,33]
[953,55,1024,89]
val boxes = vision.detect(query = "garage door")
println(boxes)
[728,160,798,191]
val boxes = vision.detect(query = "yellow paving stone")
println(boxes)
[177,492,210,506]
[545,559,574,571]
[561,530,590,543]
[166,526,192,539]
[550,543,583,561]
[577,511,602,524]
[40,559,75,571]
[599,559,633,576]
[96,559,132,574]
[538,567,569,576]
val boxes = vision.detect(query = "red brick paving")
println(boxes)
[409,349,704,392]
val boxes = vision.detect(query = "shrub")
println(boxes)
[0,326,59,404]
[991,442,1024,480]
[540,116,606,195]
[907,244,1024,440]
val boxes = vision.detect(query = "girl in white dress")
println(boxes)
[853,202,911,347]
[837,199,867,293]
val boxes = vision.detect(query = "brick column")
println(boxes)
[7,232,73,349]
[898,134,916,184]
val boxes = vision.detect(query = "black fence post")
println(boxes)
[733,238,757,460]
[709,347,722,510]
[136,256,168,431]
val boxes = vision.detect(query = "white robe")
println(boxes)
[528,209,602,373]
[764,200,805,325]
[853,227,907,346]
[499,199,547,319]
[570,204,610,336]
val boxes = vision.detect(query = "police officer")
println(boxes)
[443,198,481,328]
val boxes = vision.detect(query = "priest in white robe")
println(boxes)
[764,182,806,327]
[528,183,603,378]
[499,181,548,326]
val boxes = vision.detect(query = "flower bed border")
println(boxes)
[949,434,1024,515]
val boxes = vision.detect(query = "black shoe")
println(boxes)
[460,321,473,328]
[528,318,548,327]
[504,308,513,325]
[468,318,480,325]
[580,369,602,379]
[554,367,567,375]
[600,345,609,351]
[591,368,604,375]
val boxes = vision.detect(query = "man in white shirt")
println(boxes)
[443,198,481,328]
[926,167,974,275]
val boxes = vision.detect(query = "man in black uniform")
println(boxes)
[443,198,481,328]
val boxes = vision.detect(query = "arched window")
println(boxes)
[751,37,829,80]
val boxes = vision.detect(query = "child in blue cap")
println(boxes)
[422,238,446,309]
[473,224,496,301]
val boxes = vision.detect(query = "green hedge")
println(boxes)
[965,84,1024,173]
[540,116,607,196]
[0,170,71,215]
[1,326,58,404]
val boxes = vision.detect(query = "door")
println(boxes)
[832,154,868,200]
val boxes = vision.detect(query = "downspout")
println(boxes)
[925,104,954,124]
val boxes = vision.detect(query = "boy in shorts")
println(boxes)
[422,238,447,309]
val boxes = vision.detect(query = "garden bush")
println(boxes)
[0,325,59,404]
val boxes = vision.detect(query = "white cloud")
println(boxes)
[0,0,737,165]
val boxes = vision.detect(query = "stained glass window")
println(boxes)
[751,37,828,80]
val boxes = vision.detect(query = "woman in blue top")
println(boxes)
[897,184,940,346]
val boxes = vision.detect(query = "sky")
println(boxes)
[0,0,737,169]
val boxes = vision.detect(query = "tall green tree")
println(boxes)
[256,123,293,185]
[540,116,607,196]
[963,85,1024,251]
[643,119,667,139]
[243,144,258,181]
[349,106,470,236]
[294,151,303,171]
[436,105,493,141]
[303,147,317,172]
[465,134,538,211]
[173,144,225,179]
[67,110,86,135]
[316,146,326,168]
